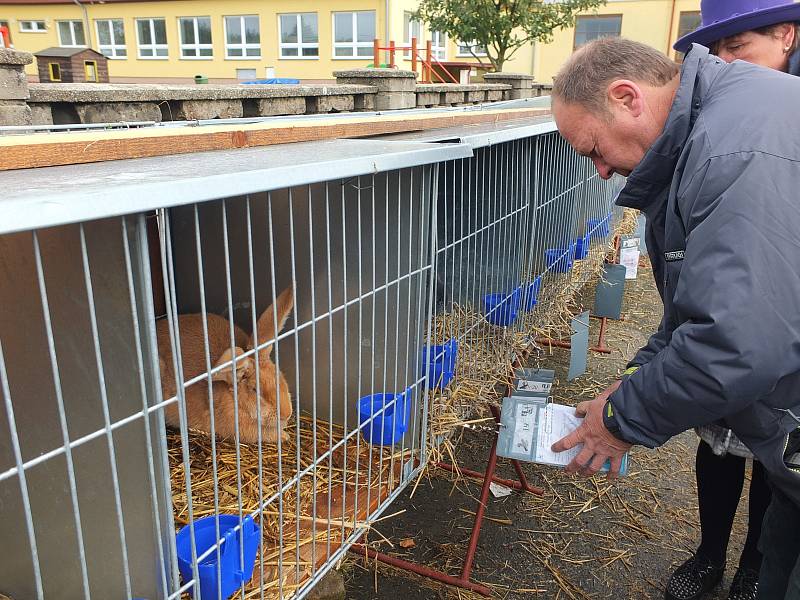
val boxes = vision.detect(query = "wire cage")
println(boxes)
[0,115,624,600]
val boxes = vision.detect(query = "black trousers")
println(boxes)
[695,440,772,570]
[757,486,800,599]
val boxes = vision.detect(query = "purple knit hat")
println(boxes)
[674,0,800,52]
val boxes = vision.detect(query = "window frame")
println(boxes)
[95,19,126,59]
[403,11,423,59]
[19,20,47,33]
[430,30,447,61]
[57,20,86,47]
[456,39,487,57]
[573,14,623,50]
[331,10,376,60]
[48,62,61,82]
[84,60,98,82]
[135,17,168,59]
[674,11,701,61]
[224,15,261,60]
[278,12,319,60]
[178,16,213,60]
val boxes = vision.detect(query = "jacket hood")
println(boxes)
[616,45,725,210]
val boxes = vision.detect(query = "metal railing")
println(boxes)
[0,111,623,600]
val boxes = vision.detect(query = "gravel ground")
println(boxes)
[342,261,756,600]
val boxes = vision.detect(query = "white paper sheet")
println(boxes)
[534,403,583,467]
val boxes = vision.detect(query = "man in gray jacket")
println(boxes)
[549,37,800,599]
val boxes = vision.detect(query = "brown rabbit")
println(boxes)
[157,286,295,444]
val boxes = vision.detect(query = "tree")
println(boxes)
[412,0,606,72]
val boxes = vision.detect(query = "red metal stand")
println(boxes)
[349,389,543,596]
[535,314,614,355]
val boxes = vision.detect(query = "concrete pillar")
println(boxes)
[0,48,33,125]
[333,68,416,111]
[483,72,535,100]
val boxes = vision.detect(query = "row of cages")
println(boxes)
[0,123,624,600]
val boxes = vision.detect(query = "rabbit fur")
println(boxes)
[157,286,294,444]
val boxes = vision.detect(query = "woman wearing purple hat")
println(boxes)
[658,2,800,600]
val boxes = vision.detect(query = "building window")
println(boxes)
[279,13,319,59]
[57,20,86,47]
[430,31,447,60]
[332,11,375,58]
[403,11,422,58]
[20,20,46,33]
[48,62,61,81]
[179,16,212,59]
[136,18,168,58]
[224,15,260,59]
[84,60,98,82]
[675,11,701,61]
[96,19,126,58]
[457,40,487,57]
[574,15,622,49]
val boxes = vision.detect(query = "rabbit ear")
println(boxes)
[211,347,254,388]
[249,285,294,361]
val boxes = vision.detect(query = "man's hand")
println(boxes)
[551,380,632,478]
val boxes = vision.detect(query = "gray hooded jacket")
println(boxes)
[611,45,800,506]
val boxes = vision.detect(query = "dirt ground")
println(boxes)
[341,261,756,600]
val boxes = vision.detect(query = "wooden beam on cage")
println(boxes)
[0,107,550,171]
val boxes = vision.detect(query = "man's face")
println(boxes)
[553,99,647,180]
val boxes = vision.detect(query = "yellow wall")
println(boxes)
[1,0,699,83]
[533,0,700,82]
[1,0,390,81]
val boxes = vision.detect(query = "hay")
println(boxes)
[168,415,411,598]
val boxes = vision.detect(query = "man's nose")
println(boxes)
[592,157,614,180]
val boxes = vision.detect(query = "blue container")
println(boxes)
[521,276,542,311]
[483,289,521,326]
[358,389,412,445]
[545,247,574,273]
[241,78,300,85]
[422,339,458,389]
[176,514,259,600]
[574,233,591,260]
[587,214,611,239]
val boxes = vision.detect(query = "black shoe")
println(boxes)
[665,554,725,600]
[727,566,759,600]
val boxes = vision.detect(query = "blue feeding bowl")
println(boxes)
[587,214,611,239]
[574,233,591,260]
[358,389,412,446]
[521,277,542,311]
[176,514,259,600]
[422,339,458,389]
[483,289,520,326]
[545,247,574,273]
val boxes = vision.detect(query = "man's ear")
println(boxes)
[607,79,644,118]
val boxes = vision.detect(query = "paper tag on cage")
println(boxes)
[620,237,641,280]
[517,379,551,394]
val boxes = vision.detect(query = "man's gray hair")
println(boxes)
[553,37,680,114]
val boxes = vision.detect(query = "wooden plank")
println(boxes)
[0,107,549,171]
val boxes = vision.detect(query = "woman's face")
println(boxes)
[712,25,795,71]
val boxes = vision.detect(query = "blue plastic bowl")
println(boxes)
[422,339,458,389]
[587,214,611,239]
[483,289,521,326]
[521,277,542,311]
[545,247,574,273]
[574,234,591,260]
[358,390,411,446]
[176,514,259,600]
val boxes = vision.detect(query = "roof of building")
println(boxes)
[34,46,105,58]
